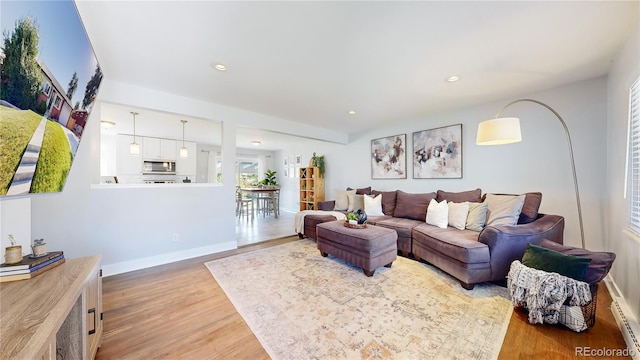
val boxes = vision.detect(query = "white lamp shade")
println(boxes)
[129,142,140,156]
[476,117,522,145]
[180,146,188,158]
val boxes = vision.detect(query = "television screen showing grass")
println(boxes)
[0,0,102,197]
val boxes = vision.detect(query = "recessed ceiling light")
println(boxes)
[212,63,227,71]
[348,110,356,115]
[446,75,460,82]
[251,140,261,146]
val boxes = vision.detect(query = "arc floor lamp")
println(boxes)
[476,99,585,249]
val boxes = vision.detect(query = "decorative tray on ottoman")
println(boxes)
[344,221,367,229]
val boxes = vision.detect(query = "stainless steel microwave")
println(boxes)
[143,160,176,175]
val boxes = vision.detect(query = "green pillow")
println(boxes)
[522,244,592,281]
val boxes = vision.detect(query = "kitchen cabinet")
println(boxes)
[100,134,117,176]
[116,134,142,175]
[176,141,197,178]
[143,137,177,160]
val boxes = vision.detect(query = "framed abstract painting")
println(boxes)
[413,124,462,179]
[371,134,407,179]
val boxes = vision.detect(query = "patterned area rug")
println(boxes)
[205,240,512,360]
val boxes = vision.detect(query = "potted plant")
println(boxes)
[259,169,278,188]
[310,153,325,177]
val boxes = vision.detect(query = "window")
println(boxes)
[236,160,259,188]
[53,95,61,109]
[627,77,640,233]
[43,82,51,95]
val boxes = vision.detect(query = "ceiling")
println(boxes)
[99,102,314,150]
[78,1,638,140]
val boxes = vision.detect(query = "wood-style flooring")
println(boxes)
[236,209,296,246]
[96,237,630,359]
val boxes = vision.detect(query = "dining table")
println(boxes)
[240,187,280,218]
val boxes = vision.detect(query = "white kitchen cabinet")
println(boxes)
[176,141,197,177]
[116,134,142,175]
[143,137,177,160]
[100,134,117,176]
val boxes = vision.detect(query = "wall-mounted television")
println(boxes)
[0,0,102,198]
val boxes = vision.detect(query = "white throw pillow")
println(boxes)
[484,194,526,226]
[352,194,365,212]
[448,201,470,230]
[426,199,448,229]
[334,189,356,211]
[364,194,384,216]
[347,191,357,211]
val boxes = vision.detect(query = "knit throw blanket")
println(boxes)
[507,260,592,325]
[293,210,347,234]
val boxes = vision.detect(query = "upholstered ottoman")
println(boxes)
[298,214,337,239]
[316,221,398,277]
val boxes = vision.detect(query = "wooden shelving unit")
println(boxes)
[299,166,324,210]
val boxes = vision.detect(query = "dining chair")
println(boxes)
[236,188,254,219]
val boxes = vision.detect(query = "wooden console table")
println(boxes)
[0,255,102,359]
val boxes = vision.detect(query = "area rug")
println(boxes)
[205,240,512,360]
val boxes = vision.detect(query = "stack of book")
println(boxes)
[0,251,65,283]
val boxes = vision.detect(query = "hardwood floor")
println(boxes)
[96,237,630,360]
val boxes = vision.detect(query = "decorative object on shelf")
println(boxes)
[476,99,585,249]
[345,209,368,228]
[371,134,406,179]
[179,120,188,158]
[4,234,22,265]
[31,238,46,257]
[309,153,325,177]
[413,124,462,179]
[129,111,140,156]
[182,176,191,183]
[355,208,368,224]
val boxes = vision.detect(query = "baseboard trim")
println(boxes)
[102,241,237,277]
[605,277,640,359]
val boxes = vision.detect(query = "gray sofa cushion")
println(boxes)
[436,188,482,203]
[482,192,542,224]
[371,190,398,216]
[365,215,393,225]
[393,190,436,221]
[412,223,488,264]
[375,217,424,239]
[347,186,372,195]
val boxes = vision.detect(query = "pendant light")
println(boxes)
[129,111,140,155]
[180,120,188,158]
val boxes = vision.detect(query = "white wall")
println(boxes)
[0,198,31,260]
[277,77,608,252]
[26,79,348,275]
[606,21,640,320]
